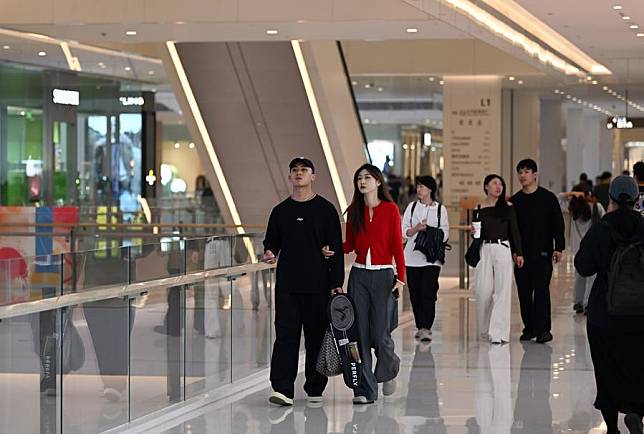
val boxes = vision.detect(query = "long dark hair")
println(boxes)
[483,174,509,217]
[346,164,393,234]
[569,187,592,221]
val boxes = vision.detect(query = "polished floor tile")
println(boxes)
[149,256,625,434]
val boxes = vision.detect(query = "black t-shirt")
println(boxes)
[263,195,344,294]
[476,206,523,256]
[510,187,565,259]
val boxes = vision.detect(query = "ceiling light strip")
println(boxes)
[440,0,586,76]
[165,41,256,260]
[291,40,349,216]
[479,0,611,75]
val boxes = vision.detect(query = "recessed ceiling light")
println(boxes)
[2,45,9,50]
[377,87,383,92]
[189,142,195,149]
[613,5,623,10]
[126,30,137,36]
[603,86,609,90]
[592,80,598,84]
[439,80,444,85]
[365,83,371,89]
[351,80,357,85]
[428,77,435,82]
[148,70,155,75]
[622,16,631,20]
[124,66,132,71]
[266,29,278,35]
[630,24,639,29]
[174,142,180,149]
[38,51,46,56]
[637,33,644,37]
[406,28,419,33]
[518,80,524,84]
[175,21,186,25]
[509,76,515,81]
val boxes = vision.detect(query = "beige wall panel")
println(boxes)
[343,40,541,76]
[238,0,332,22]
[142,0,239,23]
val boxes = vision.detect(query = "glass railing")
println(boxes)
[0,232,274,433]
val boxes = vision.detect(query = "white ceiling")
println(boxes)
[514,0,644,82]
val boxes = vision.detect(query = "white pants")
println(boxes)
[475,344,512,434]
[475,243,513,342]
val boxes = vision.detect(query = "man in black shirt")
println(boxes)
[511,159,565,344]
[634,161,644,217]
[263,157,344,406]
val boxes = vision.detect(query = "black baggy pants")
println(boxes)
[270,291,330,399]
[515,256,553,336]
[406,265,441,330]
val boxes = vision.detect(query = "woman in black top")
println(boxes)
[473,174,524,344]
[575,176,644,434]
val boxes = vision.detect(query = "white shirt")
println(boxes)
[402,201,450,267]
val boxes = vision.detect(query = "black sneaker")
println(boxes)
[573,303,584,314]
[519,333,535,341]
[625,412,643,434]
[536,332,553,344]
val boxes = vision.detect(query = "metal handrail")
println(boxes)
[0,261,275,321]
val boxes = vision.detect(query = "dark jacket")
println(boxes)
[574,209,644,331]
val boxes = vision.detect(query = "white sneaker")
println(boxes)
[353,396,374,404]
[268,391,293,406]
[419,329,432,342]
[269,406,293,424]
[383,379,397,396]
[306,395,323,403]
[102,388,124,403]
[414,329,422,339]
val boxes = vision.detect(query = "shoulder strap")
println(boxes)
[410,201,418,226]
[437,203,442,227]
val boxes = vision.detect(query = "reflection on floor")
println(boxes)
[151,258,620,434]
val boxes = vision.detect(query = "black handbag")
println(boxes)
[411,201,450,264]
[465,205,482,268]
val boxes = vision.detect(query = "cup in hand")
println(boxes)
[472,222,482,239]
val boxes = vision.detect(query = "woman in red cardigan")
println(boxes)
[325,163,405,404]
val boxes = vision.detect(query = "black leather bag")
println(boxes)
[465,205,483,268]
[411,202,450,264]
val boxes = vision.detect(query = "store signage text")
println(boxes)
[119,96,145,106]
[52,89,80,106]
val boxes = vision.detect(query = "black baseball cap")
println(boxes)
[289,157,315,173]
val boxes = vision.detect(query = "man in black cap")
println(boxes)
[263,157,344,406]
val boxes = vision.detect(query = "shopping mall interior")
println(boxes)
[1,0,644,433]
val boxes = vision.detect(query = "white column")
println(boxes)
[566,108,611,190]
[539,99,564,192]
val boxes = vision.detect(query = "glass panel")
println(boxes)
[0,254,63,306]
[0,310,60,433]
[130,240,184,283]
[82,115,110,206]
[116,113,142,221]
[52,121,78,206]
[185,276,232,398]
[129,285,184,419]
[231,270,272,381]
[68,246,130,294]
[62,298,131,432]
